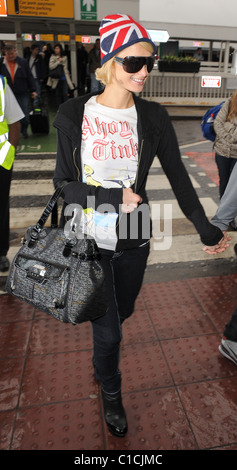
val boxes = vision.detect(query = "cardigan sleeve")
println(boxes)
[155,106,224,246]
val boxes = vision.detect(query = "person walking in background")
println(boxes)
[194,47,204,60]
[77,42,88,95]
[203,162,237,365]
[41,43,53,83]
[214,90,237,228]
[88,38,103,92]
[0,44,36,139]
[52,14,228,438]
[47,43,74,108]
[0,74,24,272]
[28,43,46,108]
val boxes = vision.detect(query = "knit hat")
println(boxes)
[99,14,156,65]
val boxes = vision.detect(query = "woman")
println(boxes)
[47,43,74,107]
[53,14,227,437]
[214,91,237,227]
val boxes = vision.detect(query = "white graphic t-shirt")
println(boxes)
[80,95,138,251]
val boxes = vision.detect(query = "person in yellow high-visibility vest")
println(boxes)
[0,74,24,272]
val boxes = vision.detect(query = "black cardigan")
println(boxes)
[53,92,223,251]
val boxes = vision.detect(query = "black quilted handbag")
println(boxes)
[6,184,107,324]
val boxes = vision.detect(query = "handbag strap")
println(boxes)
[28,181,69,246]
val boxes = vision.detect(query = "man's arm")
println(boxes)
[8,121,21,149]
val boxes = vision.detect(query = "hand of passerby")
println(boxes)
[122,188,142,213]
[31,92,37,99]
[203,231,231,254]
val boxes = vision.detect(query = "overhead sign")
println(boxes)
[0,0,7,15]
[22,33,33,41]
[193,41,204,47]
[6,0,74,18]
[80,0,97,21]
[82,36,91,44]
[148,30,169,43]
[201,76,222,88]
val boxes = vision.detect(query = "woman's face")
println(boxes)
[54,46,61,56]
[112,42,153,94]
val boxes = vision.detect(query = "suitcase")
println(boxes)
[29,106,50,135]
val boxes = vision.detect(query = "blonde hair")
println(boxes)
[95,41,155,86]
[228,89,237,120]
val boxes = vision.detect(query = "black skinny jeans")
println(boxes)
[223,307,237,341]
[215,153,236,198]
[92,242,150,394]
[0,165,12,256]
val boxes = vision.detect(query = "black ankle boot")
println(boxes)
[101,389,128,437]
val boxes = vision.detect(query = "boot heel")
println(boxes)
[101,389,128,437]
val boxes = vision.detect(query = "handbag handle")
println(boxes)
[28,181,69,247]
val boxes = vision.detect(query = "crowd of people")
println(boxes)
[0,39,103,139]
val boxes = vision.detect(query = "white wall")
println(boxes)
[74,0,139,22]
[140,0,236,27]
[139,0,237,41]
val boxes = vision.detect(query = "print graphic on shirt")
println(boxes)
[82,115,138,162]
[80,96,138,249]
[103,166,136,188]
[84,164,102,186]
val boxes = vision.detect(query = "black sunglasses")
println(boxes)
[114,55,155,73]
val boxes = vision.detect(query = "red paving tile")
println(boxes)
[178,378,237,449]
[162,335,237,384]
[121,342,173,392]
[148,304,216,340]
[186,151,219,185]
[105,389,197,450]
[11,399,104,450]
[28,316,93,355]
[0,357,25,411]
[0,410,16,450]
[19,350,98,407]
[187,276,237,332]
[1,273,237,451]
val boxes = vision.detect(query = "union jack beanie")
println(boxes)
[99,14,156,65]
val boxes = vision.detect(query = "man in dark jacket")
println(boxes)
[0,44,37,138]
[28,43,46,107]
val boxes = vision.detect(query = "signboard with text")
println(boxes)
[6,0,74,18]
[80,0,97,21]
[0,0,7,15]
[201,76,222,88]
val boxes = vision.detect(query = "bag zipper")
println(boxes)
[73,147,80,181]
[134,138,144,194]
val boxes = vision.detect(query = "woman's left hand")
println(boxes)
[203,231,232,255]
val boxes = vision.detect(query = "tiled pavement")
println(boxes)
[1,274,237,452]
[0,114,237,453]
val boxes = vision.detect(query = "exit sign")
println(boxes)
[0,0,7,16]
[201,76,222,88]
[82,36,91,43]
[80,0,97,20]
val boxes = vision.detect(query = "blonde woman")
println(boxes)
[47,43,74,107]
[53,14,227,437]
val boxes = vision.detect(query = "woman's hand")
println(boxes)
[122,188,142,213]
[203,231,232,254]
